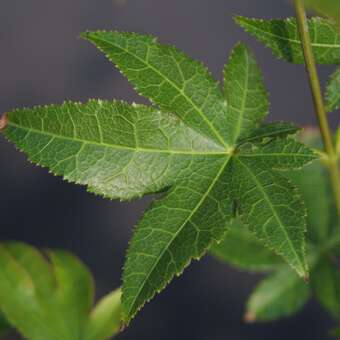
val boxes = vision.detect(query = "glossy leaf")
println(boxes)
[246,266,311,322]
[3,100,224,201]
[235,16,340,64]
[0,36,316,324]
[210,218,282,272]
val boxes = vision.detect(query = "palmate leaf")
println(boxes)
[245,266,311,322]
[326,67,340,112]
[235,16,340,64]
[0,242,121,340]
[0,33,316,323]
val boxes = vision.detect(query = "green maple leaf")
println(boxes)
[0,242,121,340]
[235,16,340,64]
[0,33,317,323]
[326,67,340,112]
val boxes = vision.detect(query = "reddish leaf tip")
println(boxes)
[244,312,256,323]
[0,113,8,131]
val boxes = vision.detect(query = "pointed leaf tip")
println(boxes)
[0,113,8,131]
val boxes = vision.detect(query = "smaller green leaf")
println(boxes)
[312,257,340,319]
[210,218,281,272]
[245,266,311,322]
[326,67,340,112]
[235,16,340,64]
[238,122,300,145]
[238,137,317,171]
[84,289,122,340]
[289,151,332,244]
[0,242,124,340]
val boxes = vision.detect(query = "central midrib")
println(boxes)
[125,155,232,317]
[231,48,250,144]
[235,157,305,276]
[8,122,229,156]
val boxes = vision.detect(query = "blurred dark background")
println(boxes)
[0,0,337,339]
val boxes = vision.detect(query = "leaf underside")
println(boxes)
[1,31,317,323]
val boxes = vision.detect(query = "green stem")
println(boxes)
[294,0,340,216]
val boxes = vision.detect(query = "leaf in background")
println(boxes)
[210,218,282,272]
[84,289,122,340]
[305,0,340,27]
[0,243,93,340]
[326,67,340,112]
[1,35,316,323]
[238,122,300,145]
[223,43,269,144]
[0,242,121,340]
[312,257,340,318]
[289,130,332,243]
[235,16,340,64]
[245,266,311,322]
